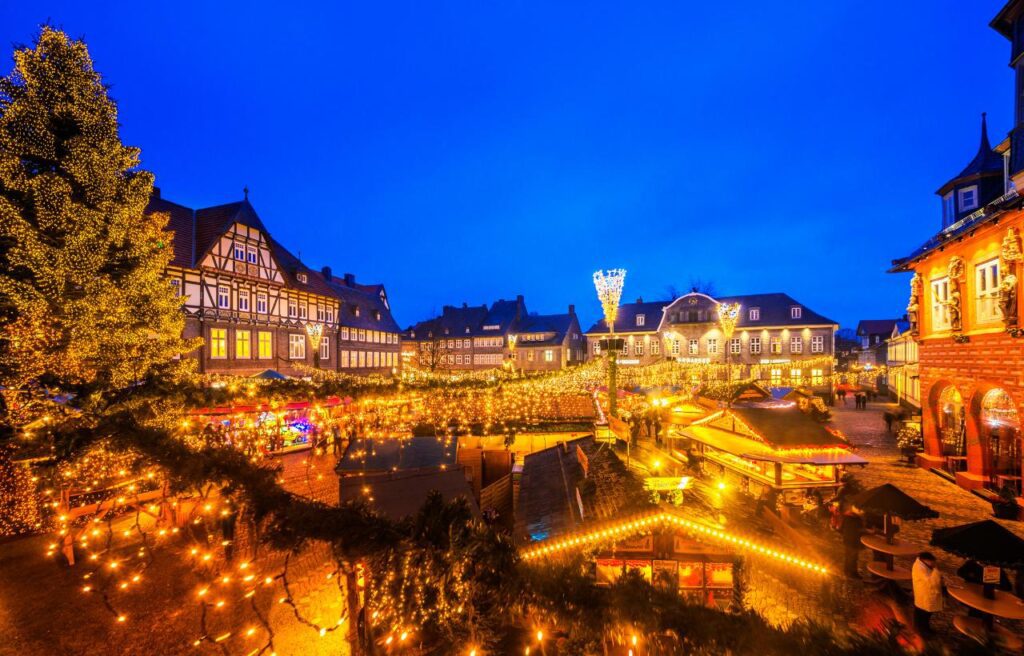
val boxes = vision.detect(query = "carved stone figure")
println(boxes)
[948,255,965,282]
[947,280,963,332]
[1000,273,1019,328]
[1002,227,1023,275]
[907,274,922,335]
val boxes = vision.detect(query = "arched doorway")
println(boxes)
[980,388,1022,493]
[937,386,966,474]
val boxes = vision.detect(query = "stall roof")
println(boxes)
[339,468,479,521]
[682,424,865,465]
[337,436,457,473]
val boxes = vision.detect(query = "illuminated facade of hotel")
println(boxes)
[585,291,838,397]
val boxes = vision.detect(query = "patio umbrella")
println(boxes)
[852,483,938,543]
[251,369,288,381]
[930,520,1024,569]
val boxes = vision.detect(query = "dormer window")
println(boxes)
[353,306,361,317]
[296,272,308,284]
[790,306,802,320]
[465,327,470,334]
[958,186,978,212]
[942,192,956,228]
[748,308,760,321]
[375,310,382,321]
[444,328,449,335]
[636,314,645,327]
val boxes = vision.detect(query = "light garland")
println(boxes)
[593,269,627,332]
[520,510,830,576]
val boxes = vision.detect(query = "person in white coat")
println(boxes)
[911,552,943,636]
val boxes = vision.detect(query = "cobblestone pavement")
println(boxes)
[831,400,1024,643]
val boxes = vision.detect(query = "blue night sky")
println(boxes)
[0,1,1013,330]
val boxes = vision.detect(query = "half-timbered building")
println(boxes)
[151,189,400,377]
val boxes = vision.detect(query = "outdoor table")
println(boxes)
[948,583,1024,649]
[861,534,919,571]
[996,474,1023,495]
[866,561,912,582]
[945,456,968,473]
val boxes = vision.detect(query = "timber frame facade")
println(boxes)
[152,189,401,377]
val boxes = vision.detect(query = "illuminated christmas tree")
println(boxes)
[0,27,195,403]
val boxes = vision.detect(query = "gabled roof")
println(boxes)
[193,199,271,264]
[268,238,337,298]
[325,274,401,332]
[586,300,667,334]
[517,313,576,346]
[716,293,836,327]
[405,297,528,339]
[856,319,904,337]
[727,405,848,450]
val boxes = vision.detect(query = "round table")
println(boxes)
[866,561,911,582]
[949,583,1024,649]
[861,534,919,573]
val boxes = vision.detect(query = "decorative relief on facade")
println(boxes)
[1000,227,1021,331]
[907,273,922,337]
[946,256,965,333]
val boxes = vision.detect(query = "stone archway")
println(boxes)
[922,380,965,473]
[970,385,1023,492]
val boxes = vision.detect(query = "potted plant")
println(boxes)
[991,484,1021,520]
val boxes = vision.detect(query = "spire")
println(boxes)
[243,185,249,201]
[979,112,992,154]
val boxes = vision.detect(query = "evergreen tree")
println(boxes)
[0,27,194,404]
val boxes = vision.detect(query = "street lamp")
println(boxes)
[593,269,626,418]
[716,302,741,401]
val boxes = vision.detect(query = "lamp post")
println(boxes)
[594,269,626,418]
[716,302,741,404]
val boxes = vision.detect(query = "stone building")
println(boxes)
[403,297,585,372]
[153,190,400,377]
[585,291,838,396]
[888,1,1024,493]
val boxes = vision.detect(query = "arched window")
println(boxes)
[938,386,965,464]
[981,389,1021,491]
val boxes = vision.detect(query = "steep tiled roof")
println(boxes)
[405,297,527,340]
[517,313,575,346]
[193,200,270,263]
[147,194,195,268]
[729,405,848,449]
[585,300,667,334]
[937,114,1004,196]
[717,293,836,327]
[325,275,401,333]
[856,319,902,337]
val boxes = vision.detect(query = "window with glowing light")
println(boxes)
[671,339,680,355]
[651,339,660,355]
[320,337,330,360]
[635,342,644,355]
[210,328,227,359]
[770,368,782,385]
[258,331,272,359]
[730,338,741,354]
[235,330,251,358]
[544,349,554,362]
[790,368,802,384]
[811,368,824,385]
[707,338,718,355]
[770,336,781,354]
[688,339,698,355]
[931,277,950,331]
[341,350,350,368]
[975,259,1001,323]
[289,334,305,359]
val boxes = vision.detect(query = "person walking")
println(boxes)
[838,388,847,405]
[911,552,943,638]
[840,506,864,578]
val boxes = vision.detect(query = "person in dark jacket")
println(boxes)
[841,509,865,577]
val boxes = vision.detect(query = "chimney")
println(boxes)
[463,302,468,308]
[636,296,643,304]
[515,295,525,322]
[152,186,161,199]
[568,304,575,315]
[321,266,332,280]
[344,273,355,287]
